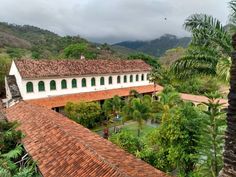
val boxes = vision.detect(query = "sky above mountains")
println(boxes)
[0,0,229,44]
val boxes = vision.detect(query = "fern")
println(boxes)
[1,145,23,159]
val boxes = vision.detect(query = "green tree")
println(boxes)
[0,120,38,176]
[123,95,151,136]
[64,101,102,128]
[195,95,226,177]
[128,53,160,68]
[109,130,143,154]
[64,43,97,59]
[152,86,181,122]
[172,13,232,82]
[0,55,11,96]
[148,102,201,176]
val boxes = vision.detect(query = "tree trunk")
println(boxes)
[220,34,236,177]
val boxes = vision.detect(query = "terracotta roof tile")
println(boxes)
[14,59,151,79]
[27,84,163,108]
[6,102,168,177]
[26,84,228,109]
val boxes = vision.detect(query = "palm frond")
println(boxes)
[1,145,23,159]
[0,167,11,177]
[229,0,236,25]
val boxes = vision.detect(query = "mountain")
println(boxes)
[0,22,122,59]
[113,34,191,57]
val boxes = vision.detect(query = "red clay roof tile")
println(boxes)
[14,59,151,79]
[6,102,168,177]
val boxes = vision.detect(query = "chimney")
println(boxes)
[80,55,85,60]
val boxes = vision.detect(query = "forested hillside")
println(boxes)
[113,34,191,57]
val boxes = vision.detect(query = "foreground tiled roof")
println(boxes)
[14,59,151,79]
[6,102,167,177]
[27,85,163,108]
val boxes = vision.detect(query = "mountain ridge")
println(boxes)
[113,34,191,57]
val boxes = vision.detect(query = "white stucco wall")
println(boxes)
[8,61,151,100]
[21,72,151,100]
[9,61,23,95]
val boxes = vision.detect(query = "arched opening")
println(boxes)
[50,80,56,90]
[124,75,127,83]
[109,76,113,84]
[38,81,45,92]
[136,74,139,81]
[100,77,105,85]
[82,78,86,87]
[61,79,67,89]
[91,77,96,86]
[72,79,77,88]
[117,76,121,84]
[141,74,144,81]
[130,75,133,82]
[26,82,33,93]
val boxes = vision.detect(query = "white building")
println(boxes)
[5,59,152,107]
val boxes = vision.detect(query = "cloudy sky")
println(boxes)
[0,0,230,43]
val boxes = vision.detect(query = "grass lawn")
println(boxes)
[121,122,156,137]
[92,120,157,137]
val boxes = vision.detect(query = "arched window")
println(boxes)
[141,74,144,81]
[117,76,121,84]
[136,74,139,81]
[50,80,56,90]
[91,77,96,86]
[61,79,67,89]
[82,78,86,87]
[72,79,77,88]
[100,77,105,85]
[109,76,112,84]
[38,81,45,92]
[130,75,133,82]
[146,74,149,80]
[124,75,127,83]
[26,82,33,93]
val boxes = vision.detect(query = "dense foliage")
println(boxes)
[108,88,226,177]
[64,101,102,128]
[0,120,39,176]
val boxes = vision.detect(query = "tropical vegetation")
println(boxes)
[0,120,39,176]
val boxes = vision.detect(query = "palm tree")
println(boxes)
[131,98,150,136]
[152,86,181,122]
[172,13,232,82]
[220,34,236,177]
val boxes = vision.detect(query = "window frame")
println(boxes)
[72,79,77,88]
[124,75,127,83]
[91,77,96,87]
[141,74,144,81]
[109,76,113,85]
[26,82,33,93]
[117,76,121,84]
[61,79,67,89]
[136,74,139,82]
[82,78,87,87]
[50,80,56,91]
[130,75,133,82]
[100,77,105,85]
[38,81,45,92]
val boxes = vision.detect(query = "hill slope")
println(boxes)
[113,34,191,57]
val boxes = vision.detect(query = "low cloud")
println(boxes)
[0,0,229,43]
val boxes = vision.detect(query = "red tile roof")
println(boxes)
[180,93,228,107]
[6,102,168,177]
[27,85,163,108]
[26,84,228,109]
[14,59,151,79]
